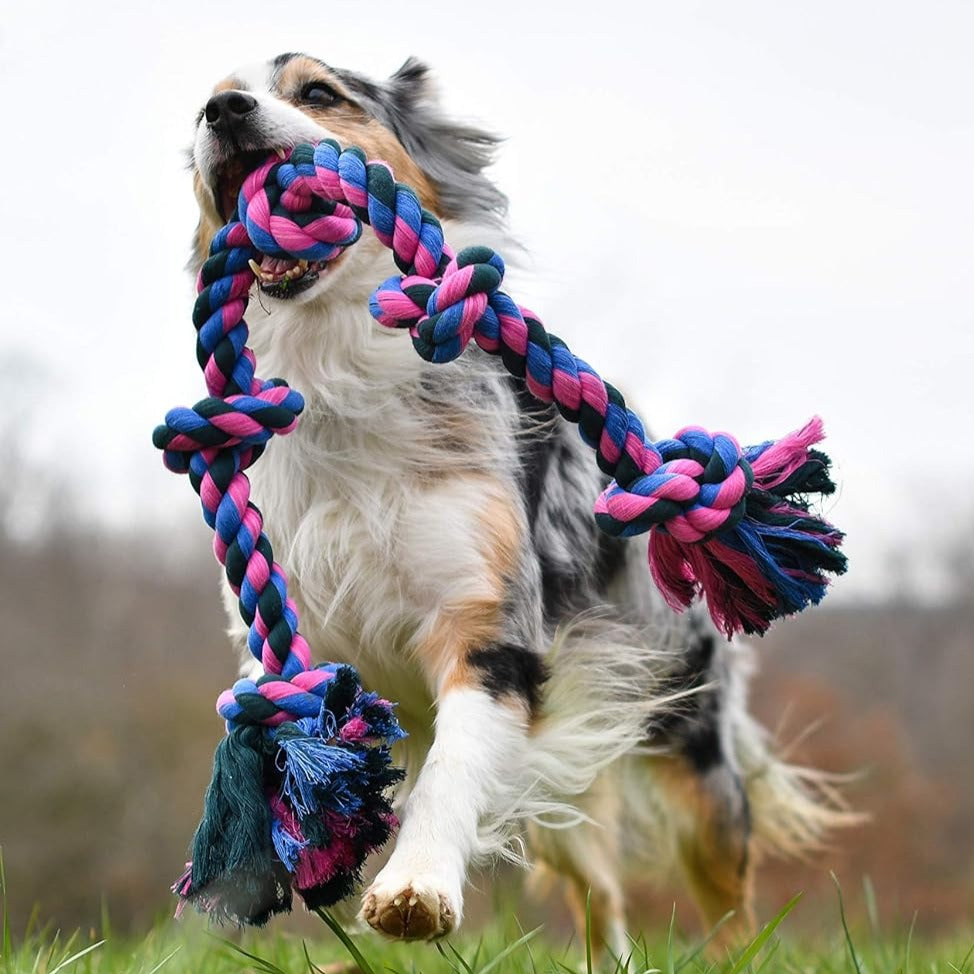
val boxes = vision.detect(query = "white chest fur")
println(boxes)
[227,266,522,724]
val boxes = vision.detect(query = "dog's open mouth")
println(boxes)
[213,147,330,300]
[213,148,275,223]
[247,254,329,299]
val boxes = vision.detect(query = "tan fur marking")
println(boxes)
[213,76,246,94]
[416,478,523,697]
[476,485,521,592]
[192,169,224,267]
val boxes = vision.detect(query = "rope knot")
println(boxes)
[238,153,361,262]
[411,246,505,363]
[595,427,753,543]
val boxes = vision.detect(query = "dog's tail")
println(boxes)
[729,649,866,860]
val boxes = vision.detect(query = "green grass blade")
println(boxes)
[144,945,182,974]
[303,940,329,974]
[831,872,863,974]
[469,935,485,973]
[863,876,880,937]
[675,910,735,971]
[476,926,542,974]
[449,939,477,974]
[585,889,593,974]
[512,916,540,974]
[863,874,892,973]
[0,847,9,961]
[752,938,781,973]
[724,892,803,974]
[218,936,290,974]
[48,939,105,974]
[904,909,917,974]
[665,903,677,974]
[435,940,469,974]
[314,908,380,974]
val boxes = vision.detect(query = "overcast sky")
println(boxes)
[1,0,971,599]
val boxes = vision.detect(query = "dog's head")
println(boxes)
[190,52,506,303]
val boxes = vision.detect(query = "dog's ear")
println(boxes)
[382,57,507,224]
[338,58,508,225]
[388,56,437,105]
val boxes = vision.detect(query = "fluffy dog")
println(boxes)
[188,52,848,954]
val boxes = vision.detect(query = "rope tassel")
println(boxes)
[600,418,846,635]
[155,138,847,924]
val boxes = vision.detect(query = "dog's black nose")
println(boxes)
[204,90,258,131]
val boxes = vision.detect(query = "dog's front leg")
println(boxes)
[360,475,542,940]
[361,668,533,940]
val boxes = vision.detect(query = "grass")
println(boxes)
[2,875,973,974]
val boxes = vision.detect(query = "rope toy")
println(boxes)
[153,139,847,924]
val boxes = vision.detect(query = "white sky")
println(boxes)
[1,0,972,598]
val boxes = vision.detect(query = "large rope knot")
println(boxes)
[413,247,505,363]
[370,246,506,363]
[237,154,362,262]
[594,428,754,543]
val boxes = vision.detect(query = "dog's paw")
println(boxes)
[359,876,458,941]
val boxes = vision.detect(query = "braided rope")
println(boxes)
[154,138,846,923]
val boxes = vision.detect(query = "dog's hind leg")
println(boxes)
[643,626,756,945]
[528,774,630,962]
[652,754,755,944]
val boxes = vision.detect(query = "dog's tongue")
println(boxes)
[258,255,299,281]
[247,254,315,286]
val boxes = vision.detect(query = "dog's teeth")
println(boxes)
[275,147,287,159]
[408,896,418,907]
[247,259,263,278]
[393,897,403,907]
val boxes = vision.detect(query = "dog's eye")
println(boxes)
[300,81,342,106]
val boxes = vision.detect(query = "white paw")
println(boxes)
[359,872,461,941]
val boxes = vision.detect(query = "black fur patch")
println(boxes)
[468,644,548,714]
[510,379,557,524]
[681,709,723,773]
[648,630,727,772]
[591,530,628,597]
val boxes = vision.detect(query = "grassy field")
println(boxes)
[4,887,974,974]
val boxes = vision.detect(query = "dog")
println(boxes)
[188,52,850,955]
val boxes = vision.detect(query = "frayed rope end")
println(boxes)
[599,418,846,638]
[174,667,405,925]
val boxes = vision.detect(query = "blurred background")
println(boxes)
[1,0,972,941]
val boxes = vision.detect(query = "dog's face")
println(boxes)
[190,52,507,304]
